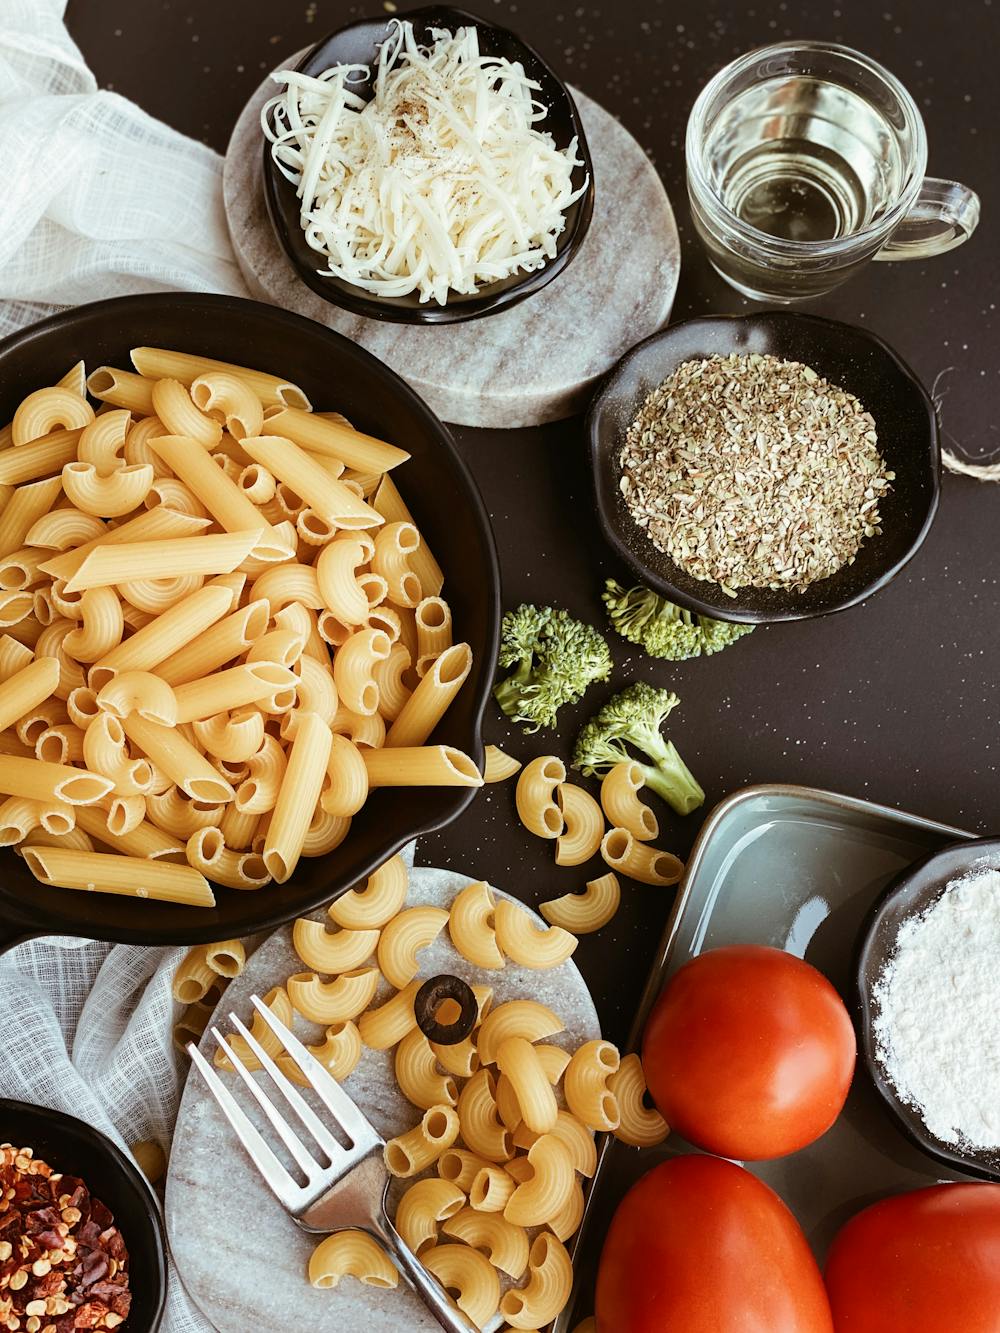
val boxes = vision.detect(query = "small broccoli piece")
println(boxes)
[573,682,705,815]
[494,604,612,733]
[602,579,754,661]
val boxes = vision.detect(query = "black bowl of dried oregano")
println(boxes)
[588,312,940,623]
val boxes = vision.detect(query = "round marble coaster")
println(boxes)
[165,865,601,1333]
[223,62,679,428]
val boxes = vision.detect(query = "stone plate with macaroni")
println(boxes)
[166,862,600,1331]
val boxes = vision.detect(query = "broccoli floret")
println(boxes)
[602,580,754,661]
[494,604,612,733]
[572,682,705,815]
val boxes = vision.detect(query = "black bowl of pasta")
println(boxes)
[0,292,500,952]
[261,6,595,324]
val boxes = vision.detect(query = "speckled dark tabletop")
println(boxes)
[66,0,998,1044]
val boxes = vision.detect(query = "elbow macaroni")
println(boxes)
[377,906,449,989]
[384,1105,461,1177]
[540,872,622,935]
[494,899,578,970]
[448,880,505,970]
[308,1231,398,1291]
[396,1177,465,1256]
[565,1040,621,1132]
[601,827,684,886]
[515,756,565,839]
[555,782,605,867]
[609,1052,670,1148]
[600,760,659,840]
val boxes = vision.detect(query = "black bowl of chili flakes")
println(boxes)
[0,1100,166,1332]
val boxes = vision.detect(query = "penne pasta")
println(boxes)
[363,744,483,788]
[149,434,277,540]
[63,530,264,592]
[155,598,269,687]
[261,405,408,474]
[130,348,311,410]
[241,435,384,530]
[0,755,112,806]
[0,477,65,560]
[38,509,212,583]
[0,657,60,732]
[22,846,214,906]
[86,367,155,417]
[384,643,472,747]
[172,662,298,724]
[263,711,331,882]
[0,431,81,486]
[122,714,235,804]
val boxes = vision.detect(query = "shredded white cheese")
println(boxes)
[262,20,588,306]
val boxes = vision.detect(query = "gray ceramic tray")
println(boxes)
[559,783,975,1331]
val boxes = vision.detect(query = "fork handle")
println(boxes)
[373,1215,481,1333]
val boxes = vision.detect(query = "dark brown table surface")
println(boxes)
[67,0,998,1048]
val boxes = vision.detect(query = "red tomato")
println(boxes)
[642,944,856,1159]
[825,1183,1000,1332]
[595,1155,833,1333]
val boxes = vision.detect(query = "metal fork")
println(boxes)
[187,994,479,1333]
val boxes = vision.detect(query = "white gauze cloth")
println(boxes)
[0,1,248,1329]
[0,0,247,339]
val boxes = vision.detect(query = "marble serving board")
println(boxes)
[224,61,680,428]
[166,864,601,1332]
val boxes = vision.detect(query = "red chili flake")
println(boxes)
[0,1143,133,1331]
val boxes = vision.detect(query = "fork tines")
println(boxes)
[186,993,383,1209]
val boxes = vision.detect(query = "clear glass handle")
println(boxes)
[875,177,981,260]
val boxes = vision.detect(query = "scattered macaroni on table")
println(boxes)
[0,351,482,904]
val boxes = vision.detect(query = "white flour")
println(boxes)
[874,864,1000,1150]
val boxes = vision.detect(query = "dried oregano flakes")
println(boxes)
[618,353,893,596]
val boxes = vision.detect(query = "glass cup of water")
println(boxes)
[686,41,981,302]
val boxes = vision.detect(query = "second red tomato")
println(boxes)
[642,944,856,1160]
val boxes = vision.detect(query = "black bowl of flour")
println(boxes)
[856,835,1000,1182]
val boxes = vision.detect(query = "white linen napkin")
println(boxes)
[0,1,247,1328]
[0,939,213,1332]
[0,0,247,340]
